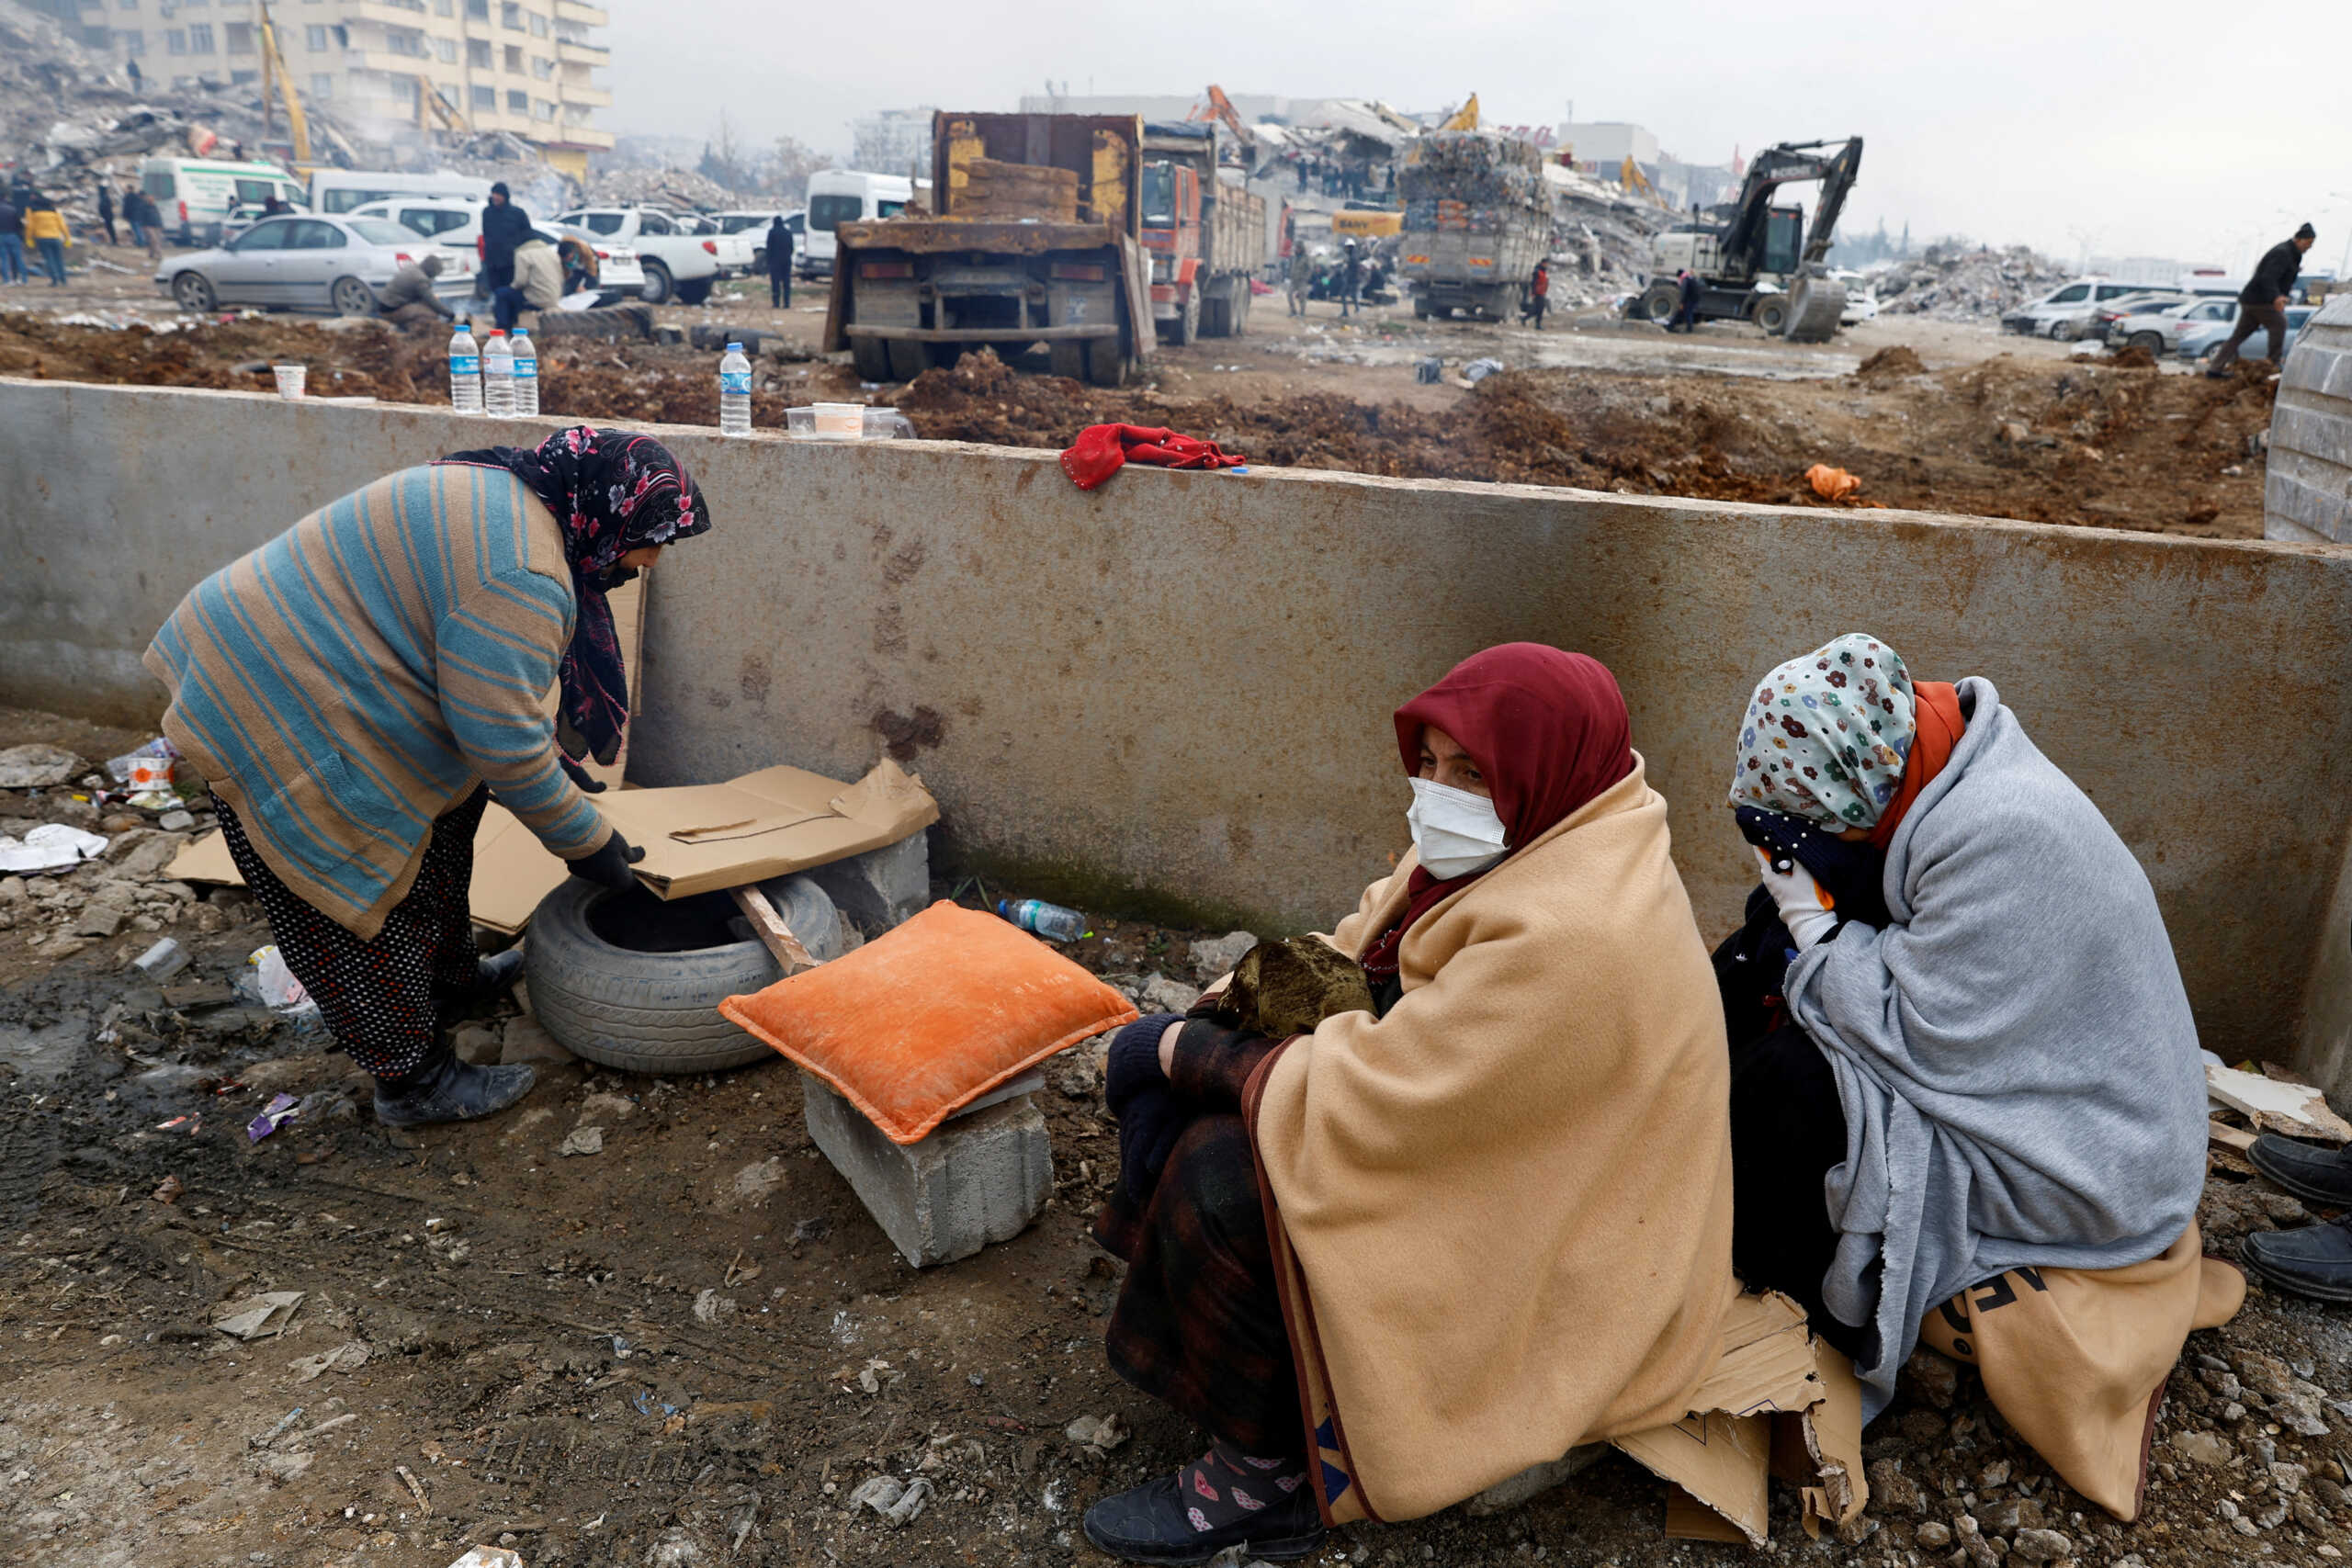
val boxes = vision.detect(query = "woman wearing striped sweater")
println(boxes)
[146,427,710,1125]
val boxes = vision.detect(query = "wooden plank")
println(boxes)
[730,885,816,974]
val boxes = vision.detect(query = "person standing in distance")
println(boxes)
[2209,222,2314,377]
[765,212,794,310]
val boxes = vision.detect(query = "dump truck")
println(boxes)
[1397,130,1550,321]
[1138,122,1268,344]
[822,112,1156,387]
[1640,137,1862,343]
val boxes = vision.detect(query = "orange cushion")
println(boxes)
[718,900,1137,1144]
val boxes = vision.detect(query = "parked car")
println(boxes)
[155,214,475,315]
[346,199,647,304]
[2177,304,2318,364]
[2001,278,2173,341]
[801,170,913,278]
[2104,296,2233,354]
[712,208,804,273]
[2084,291,2186,343]
[550,207,750,304]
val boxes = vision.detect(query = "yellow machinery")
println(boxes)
[1441,94,1480,132]
[253,0,312,175]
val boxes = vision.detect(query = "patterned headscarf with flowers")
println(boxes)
[1727,633,1918,829]
[438,425,709,765]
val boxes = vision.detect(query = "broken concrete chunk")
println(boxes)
[578,1090,639,1122]
[213,1290,305,1340]
[1137,974,1202,1014]
[288,1340,370,1382]
[0,743,83,788]
[558,1126,604,1156]
[1188,930,1257,980]
[692,1288,738,1324]
[72,902,127,939]
[1064,1413,1131,1452]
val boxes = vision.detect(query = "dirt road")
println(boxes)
[3,260,2282,539]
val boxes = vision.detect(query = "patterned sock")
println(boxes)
[1177,1438,1308,1535]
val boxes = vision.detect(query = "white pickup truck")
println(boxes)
[551,207,753,305]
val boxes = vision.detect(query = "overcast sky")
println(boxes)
[607,0,2349,276]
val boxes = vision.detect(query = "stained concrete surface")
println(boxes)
[5,378,2352,1093]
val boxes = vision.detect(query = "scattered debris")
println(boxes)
[212,1291,305,1340]
[1064,1413,1132,1452]
[0,823,107,874]
[287,1341,370,1382]
[2207,1062,2352,1142]
[560,1126,605,1156]
[847,1472,933,1526]
[244,1092,300,1143]
[0,744,84,789]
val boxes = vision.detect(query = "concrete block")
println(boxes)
[1464,1444,1608,1515]
[802,832,930,932]
[801,1071,1051,1267]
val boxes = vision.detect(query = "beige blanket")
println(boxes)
[1243,758,1736,1523]
[1917,1224,2244,1520]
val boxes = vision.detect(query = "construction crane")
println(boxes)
[253,0,312,174]
[1188,85,1253,147]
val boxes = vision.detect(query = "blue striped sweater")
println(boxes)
[146,462,610,937]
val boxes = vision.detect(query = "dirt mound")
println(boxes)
[2108,344,2160,371]
[1853,345,1928,382]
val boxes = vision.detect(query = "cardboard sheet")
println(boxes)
[1609,1290,1869,1546]
[164,758,939,929]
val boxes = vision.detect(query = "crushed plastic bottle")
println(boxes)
[510,326,538,418]
[447,319,482,412]
[482,329,515,417]
[998,898,1086,942]
[718,341,752,436]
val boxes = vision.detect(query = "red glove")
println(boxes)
[1060,423,1247,491]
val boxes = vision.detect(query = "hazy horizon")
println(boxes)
[605,0,2349,278]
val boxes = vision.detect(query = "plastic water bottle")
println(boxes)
[999,898,1086,942]
[510,326,538,418]
[482,329,515,417]
[718,340,752,436]
[447,319,481,412]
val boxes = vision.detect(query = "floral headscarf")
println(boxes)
[438,426,710,765]
[1728,633,1917,829]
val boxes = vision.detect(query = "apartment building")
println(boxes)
[72,0,614,178]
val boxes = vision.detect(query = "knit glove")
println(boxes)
[1754,846,1838,953]
[1106,1013,1186,1205]
[558,755,607,795]
[567,827,646,891]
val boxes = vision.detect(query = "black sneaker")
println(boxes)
[2240,1216,2352,1304]
[1082,1471,1325,1565]
[2248,1134,2352,1206]
[373,1054,537,1127]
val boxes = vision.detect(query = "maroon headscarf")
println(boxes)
[1360,644,1635,979]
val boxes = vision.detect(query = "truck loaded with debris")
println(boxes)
[822,111,1157,387]
[1137,121,1267,344]
[1640,137,1861,342]
[1397,130,1551,322]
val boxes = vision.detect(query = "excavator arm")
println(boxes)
[254,0,311,171]
[1720,137,1862,272]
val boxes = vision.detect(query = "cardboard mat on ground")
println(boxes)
[1610,1289,1869,1545]
[167,759,937,933]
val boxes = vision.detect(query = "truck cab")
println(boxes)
[1140,159,1207,344]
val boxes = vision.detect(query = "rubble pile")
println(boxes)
[1544,164,1674,307]
[1874,242,2069,320]
[583,164,740,212]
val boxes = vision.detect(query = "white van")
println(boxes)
[802,171,913,278]
[140,156,306,246]
[309,170,492,219]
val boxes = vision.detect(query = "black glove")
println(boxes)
[1733,806,1889,931]
[558,754,606,795]
[1106,1013,1186,1206]
[567,828,645,891]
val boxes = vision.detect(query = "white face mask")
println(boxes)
[1406,776,1510,881]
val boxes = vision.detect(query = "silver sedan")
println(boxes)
[155,214,477,316]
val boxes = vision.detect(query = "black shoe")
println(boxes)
[2248,1134,2352,1206]
[373,1054,537,1127]
[1081,1472,1325,1565]
[2240,1217,2352,1303]
[475,946,525,993]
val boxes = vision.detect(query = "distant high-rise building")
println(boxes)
[853,108,936,179]
[85,0,614,178]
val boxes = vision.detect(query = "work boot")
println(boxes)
[372,1051,537,1127]
[2249,1134,2352,1205]
[1081,1449,1324,1566]
[2240,1216,2352,1304]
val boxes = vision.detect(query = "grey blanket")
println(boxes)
[1785,677,2208,1419]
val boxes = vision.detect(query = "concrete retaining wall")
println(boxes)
[8,375,2352,1096]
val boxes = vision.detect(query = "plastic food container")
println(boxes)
[786,405,916,440]
[272,363,307,398]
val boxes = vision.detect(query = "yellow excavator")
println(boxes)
[253,0,313,175]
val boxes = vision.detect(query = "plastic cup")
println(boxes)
[272,364,307,399]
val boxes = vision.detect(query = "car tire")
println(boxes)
[675,276,712,306]
[639,259,673,306]
[851,336,892,382]
[172,271,217,312]
[2050,319,2077,343]
[330,276,375,317]
[523,874,843,1076]
[2131,332,2164,353]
